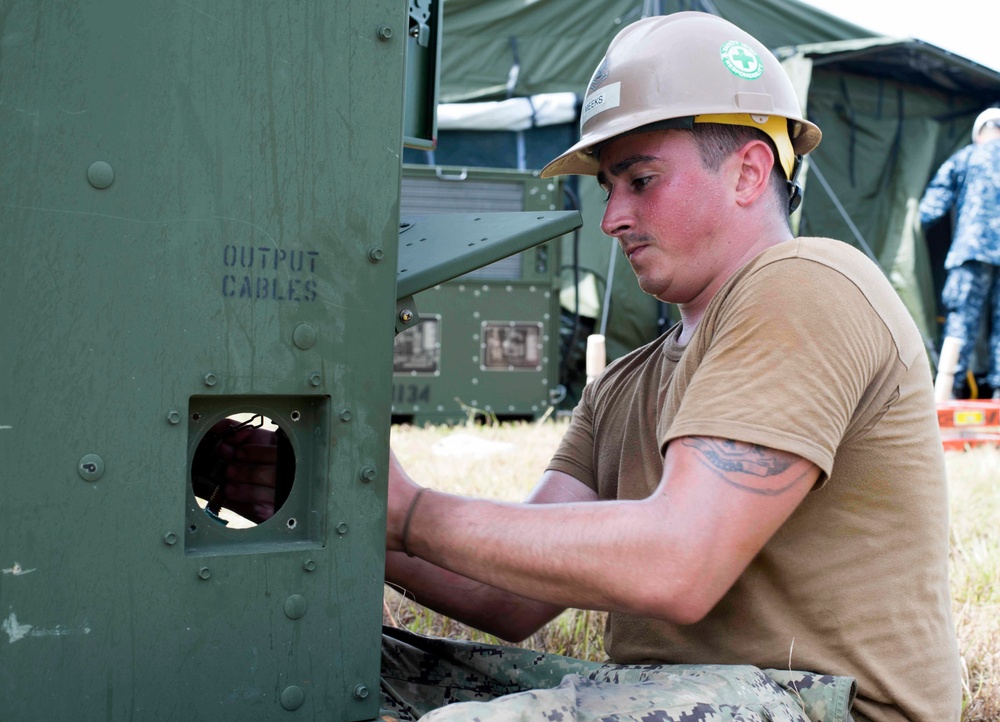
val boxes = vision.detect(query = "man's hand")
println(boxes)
[192,417,280,524]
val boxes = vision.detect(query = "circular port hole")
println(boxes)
[290,410,301,422]
[190,412,296,529]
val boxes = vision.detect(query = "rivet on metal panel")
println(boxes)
[283,594,307,620]
[166,410,181,425]
[308,372,322,387]
[376,25,393,41]
[353,684,370,701]
[86,161,114,189]
[293,324,317,350]
[339,409,353,422]
[368,247,385,263]
[399,308,414,324]
[336,522,349,535]
[78,454,104,482]
[360,465,377,482]
[280,685,305,711]
[198,567,211,580]
[163,532,178,546]
[302,559,317,572]
[203,373,218,387]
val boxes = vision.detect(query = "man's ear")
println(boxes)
[733,140,774,207]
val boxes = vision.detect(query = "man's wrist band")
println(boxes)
[401,487,429,558]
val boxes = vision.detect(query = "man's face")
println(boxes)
[596,129,735,306]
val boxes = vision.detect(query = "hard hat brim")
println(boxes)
[540,115,821,179]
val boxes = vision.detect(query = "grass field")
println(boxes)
[385,418,1000,722]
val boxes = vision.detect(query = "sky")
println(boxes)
[797,0,1000,73]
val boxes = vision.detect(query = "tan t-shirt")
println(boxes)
[548,238,961,722]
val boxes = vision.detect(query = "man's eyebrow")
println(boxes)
[596,154,659,187]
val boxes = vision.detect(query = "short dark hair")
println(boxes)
[683,123,790,217]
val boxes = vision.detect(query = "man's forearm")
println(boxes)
[385,550,565,642]
[400,491,685,621]
[398,436,817,628]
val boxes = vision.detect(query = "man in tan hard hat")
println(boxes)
[383,11,960,722]
[176,10,958,720]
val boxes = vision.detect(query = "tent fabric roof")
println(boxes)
[779,37,1000,99]
[438,0,878,102]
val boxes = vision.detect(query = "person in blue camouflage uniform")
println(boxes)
[920,107,1000,398]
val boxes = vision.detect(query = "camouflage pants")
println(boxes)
[942,260,1000,390]
[380,626,857,722]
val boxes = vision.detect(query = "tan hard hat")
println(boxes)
[540,12,822,180]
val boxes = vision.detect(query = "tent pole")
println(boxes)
[600,242,617,337]
[809,160,880,265]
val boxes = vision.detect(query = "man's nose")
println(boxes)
[600,191,635,238]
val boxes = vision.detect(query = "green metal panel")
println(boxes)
[0,1,405,720]
[403,0,443,149]
[395,210,579,299]
[392,167,566,423]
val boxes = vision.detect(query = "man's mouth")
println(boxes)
[620,236,650,262]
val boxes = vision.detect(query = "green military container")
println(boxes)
[392,166,565,424]
[0,1,404,720]
[0,1,580,719]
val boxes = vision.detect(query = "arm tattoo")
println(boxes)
[681,437,802,496]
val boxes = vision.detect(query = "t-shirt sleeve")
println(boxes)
[546,381,599,492]
[663,257,897,484]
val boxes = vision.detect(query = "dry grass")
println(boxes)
[946,447,1000,721]
[385,418,1000,721]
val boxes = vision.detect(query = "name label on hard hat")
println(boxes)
[581,82,621,127]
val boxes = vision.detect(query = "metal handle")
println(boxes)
[434,167,468,181]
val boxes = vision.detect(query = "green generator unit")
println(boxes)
[0,1,579,720]
[393,166,565,424]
